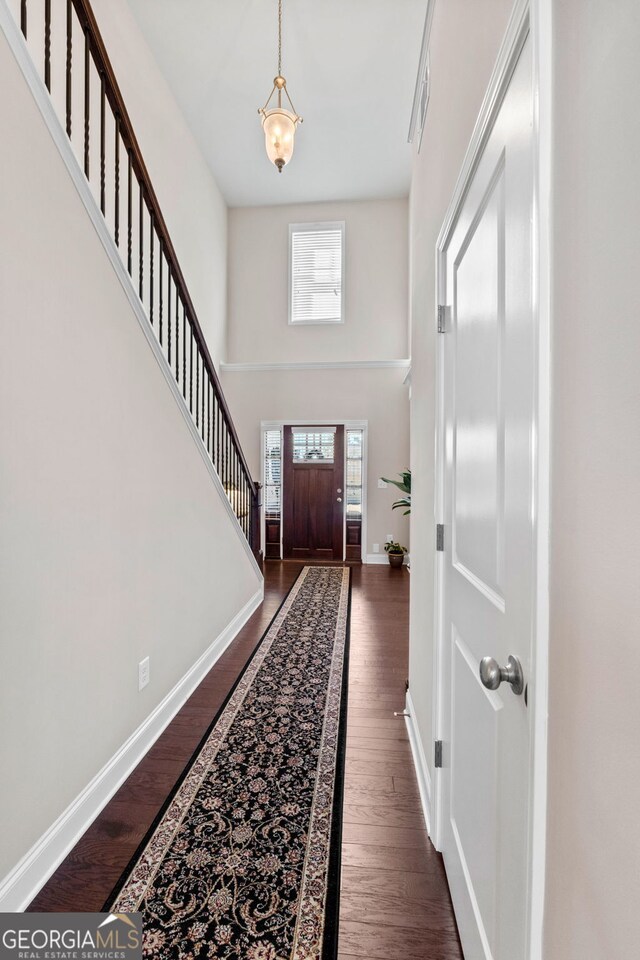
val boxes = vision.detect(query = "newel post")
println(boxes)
[251,482,264,566]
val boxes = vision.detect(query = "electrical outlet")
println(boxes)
[378,479,388,489]
[386,534,394,543]
[138,656,150,691]
[373,543,380,554]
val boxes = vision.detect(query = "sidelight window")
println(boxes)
[264,429,282,519]
[346,429,364,519]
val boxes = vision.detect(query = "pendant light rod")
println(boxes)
[278,0,282,80]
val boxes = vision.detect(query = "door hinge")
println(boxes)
[437,304,449,333]
[434,740,443,768]
[436,523,444,552]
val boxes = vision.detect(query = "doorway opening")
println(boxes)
[261,421,368,562]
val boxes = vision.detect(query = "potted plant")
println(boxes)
[385,541,407,568]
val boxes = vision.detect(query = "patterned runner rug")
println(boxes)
[106,565,351,960]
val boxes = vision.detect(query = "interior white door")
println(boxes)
[438,33,534,960]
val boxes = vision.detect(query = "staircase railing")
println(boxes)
[15,0,262,560]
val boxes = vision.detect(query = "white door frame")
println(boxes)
[431,1,551,957]
[260,420,369,563]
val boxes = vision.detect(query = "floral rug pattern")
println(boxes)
[107,566,350,960]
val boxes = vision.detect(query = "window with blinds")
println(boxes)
[346,429,364,519]
[292,429,336,463]
[289,221,345,324]
[264,429,282,519]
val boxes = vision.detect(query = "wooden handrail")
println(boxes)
[70,0,256,499]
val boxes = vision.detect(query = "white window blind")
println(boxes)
[263,429,282,518]
[346,429,364,519]
[289,222,345,324]
[292,431,335,463]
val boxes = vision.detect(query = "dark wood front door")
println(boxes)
[283,425,344,560]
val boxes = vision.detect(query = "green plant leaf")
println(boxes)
[384,540,407,553]
[381,476,410,494]
[381,470,412,514]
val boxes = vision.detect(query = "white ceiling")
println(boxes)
[127,0,426,208]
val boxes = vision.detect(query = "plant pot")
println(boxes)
[387,552,404,569]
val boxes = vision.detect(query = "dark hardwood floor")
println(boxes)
[339,565,462,960]
[28,563,462,959]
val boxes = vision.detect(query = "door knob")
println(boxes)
[336,497,343,502]
[479,655,524,696]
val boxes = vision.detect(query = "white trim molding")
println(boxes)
[221,360,411,373]
[0,0,262,585]
[262,419,369,430]
[404,690,432,835]
[528,1,552,955]
[0,586,264,912]
[408,0,437,146]
[365,554,410,566]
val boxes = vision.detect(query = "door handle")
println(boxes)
[479,655,524,696]
[336,497,343,502]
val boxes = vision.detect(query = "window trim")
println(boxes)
[288,221,346,326]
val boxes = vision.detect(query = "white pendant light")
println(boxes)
[258,0,302,173]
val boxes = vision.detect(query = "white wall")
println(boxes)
[0,22,260,886]
[91,0,228,367]
[224,198,410,554]
[545,0,640,954]
[227,199,409,364]
[221,367,410,556]
[407,0,512,776]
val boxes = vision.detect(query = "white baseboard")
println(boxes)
[405,690,432,836]
[365,554,410,565]
[0,586,264,912]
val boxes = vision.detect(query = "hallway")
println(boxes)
[28,563,461,958]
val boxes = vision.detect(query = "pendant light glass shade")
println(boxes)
[262,107,297,172]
